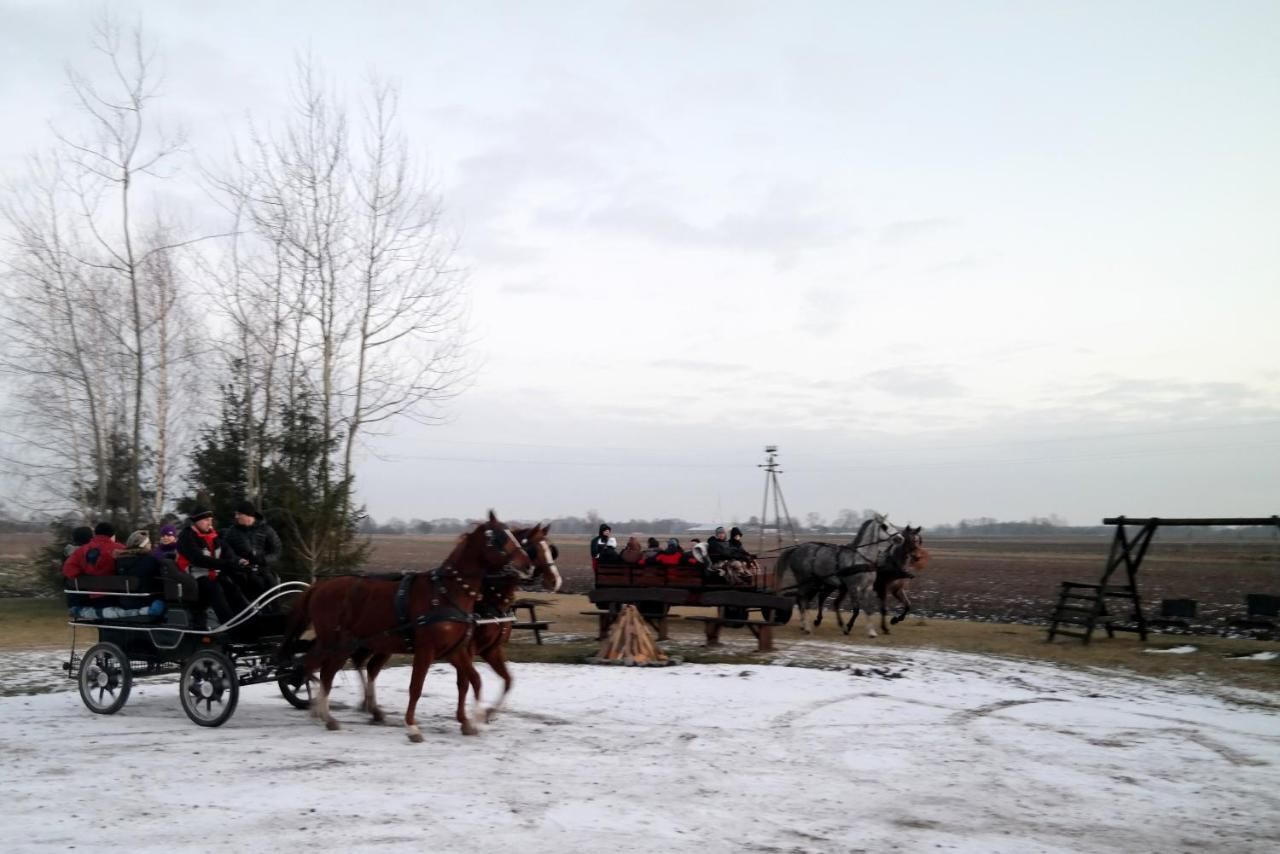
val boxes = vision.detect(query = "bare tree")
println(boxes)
[0,14,205,525]
[55,15,187,522]
[214,59,468,513]
[342,79,467,480]
[0,156,114,516]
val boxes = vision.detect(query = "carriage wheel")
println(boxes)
[78,642,132,715]
[180,649,239,727]
[277,667,315,710]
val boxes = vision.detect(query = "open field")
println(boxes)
[364,531,1280,628]
[5,531,1277,691]
[9,530,1278,627]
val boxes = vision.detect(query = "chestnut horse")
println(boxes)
[352,523,562,726]
[279,512,533,743]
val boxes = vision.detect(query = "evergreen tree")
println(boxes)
[260,392,369,581]
[180,381,252,523]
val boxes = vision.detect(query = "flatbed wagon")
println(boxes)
[62,574,312,727]
[588,556,794,650]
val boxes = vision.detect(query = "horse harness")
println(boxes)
[387,567,519,653]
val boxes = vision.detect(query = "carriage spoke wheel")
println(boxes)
[277,667,315,710]
[78,642,132,715]
[180,649,239,727]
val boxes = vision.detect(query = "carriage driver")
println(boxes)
[220,500,284,597]
[176,508,241,628]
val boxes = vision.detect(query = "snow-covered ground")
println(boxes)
[1,646,1277,854]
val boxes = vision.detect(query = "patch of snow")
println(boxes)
[1143,645,1198,654]
[1228,651,1279,661]
[0,650,1276,853]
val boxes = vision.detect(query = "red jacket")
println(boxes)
[62,535,124,579]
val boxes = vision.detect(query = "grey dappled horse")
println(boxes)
[774,517,892,637]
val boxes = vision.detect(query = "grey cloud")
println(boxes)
[879,217,957,245]
[649,359,752,374]
[565,193,857,261]
[498,280,555,295]
[1029,376,1280,426]
[860,366,966,399]
[927,256,982,274]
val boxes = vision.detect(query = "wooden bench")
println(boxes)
[1227,594,1280,635]
[684,611,785,652]
[1149,598,1197,630]
[510,599,554,645]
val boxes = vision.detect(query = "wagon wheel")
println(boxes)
[180,649,239,727]
[277,666,315,710]
[761,603,794,625]
[78,641,132,715]
[721,606,749,627]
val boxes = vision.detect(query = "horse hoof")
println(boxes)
[461,724,479,736]
[325,720,341,731]
[407,732,424,743]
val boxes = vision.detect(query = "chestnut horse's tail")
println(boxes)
[277,583,316,664]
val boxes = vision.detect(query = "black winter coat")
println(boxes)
[219,521,283,568]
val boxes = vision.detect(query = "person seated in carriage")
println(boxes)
[590,523,622,565]
[640,536,661,563]
[114,530,168,618]
[704,526,755,583]
[220,500,284,599]
[151,524,179,562]
[62,521,123,581]
[64,525,92,560]
[176,508,243,628]
[650,537,685,565]
[61,523,118,615]
[706,526,733,562]
[727,527,755,561]
[618,535,645,564]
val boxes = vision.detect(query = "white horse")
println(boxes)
[775,516,891,637]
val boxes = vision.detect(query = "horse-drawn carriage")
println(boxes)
[63,574,312,727]
[588,547,795,649]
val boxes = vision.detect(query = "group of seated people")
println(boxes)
[590,524,758,581]
[62,501,283,629]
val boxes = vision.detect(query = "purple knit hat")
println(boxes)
[159,524,177,537]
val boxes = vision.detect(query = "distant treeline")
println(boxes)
[359,512,1279,540]
[359,514,700,536]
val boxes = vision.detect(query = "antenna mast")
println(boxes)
[758,445,798,552]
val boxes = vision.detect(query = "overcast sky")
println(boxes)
[3,1,1278,528]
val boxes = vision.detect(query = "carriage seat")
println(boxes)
[66,575,153,595]
[65,574,198,603]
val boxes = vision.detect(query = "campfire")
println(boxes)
[591,605,675,666]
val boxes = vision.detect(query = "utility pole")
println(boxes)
[758,445,798,553]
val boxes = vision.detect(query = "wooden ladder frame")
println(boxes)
[1047,516,1279,644]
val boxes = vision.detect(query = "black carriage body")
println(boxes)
[64,577,312,726]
